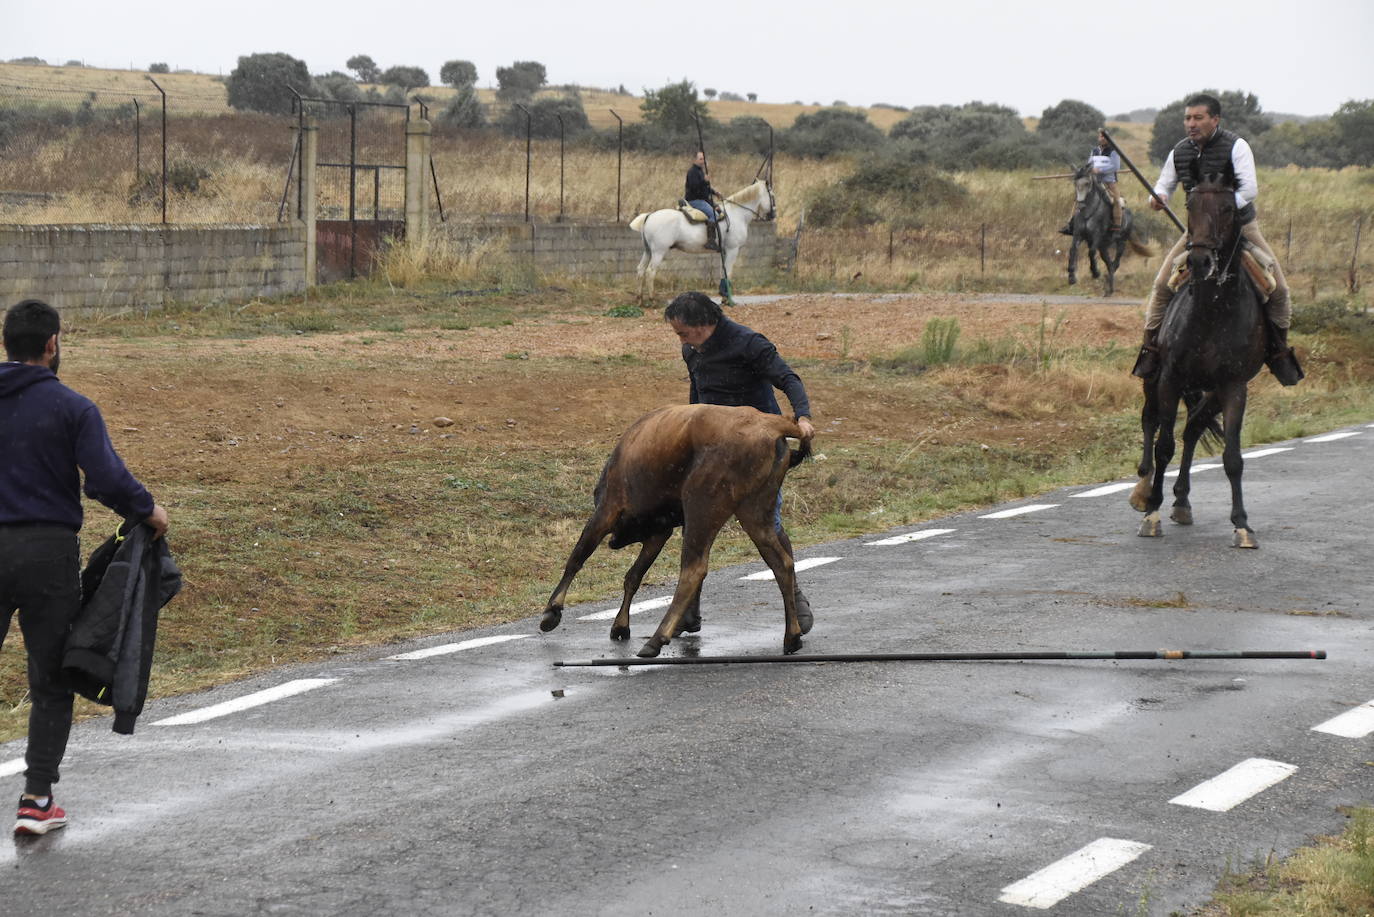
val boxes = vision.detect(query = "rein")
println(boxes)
[723,185,773,220]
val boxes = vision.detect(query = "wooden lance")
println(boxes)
[1099,127,1186,235]
[694,114,734,303]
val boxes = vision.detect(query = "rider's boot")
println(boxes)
[1264,321,1304,386]
[1131,327,1161,380]
[705,221,721,252]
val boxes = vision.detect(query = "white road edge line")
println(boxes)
[0,757,24,778]
[741,557,842,580]
[388,633,531,660]
[151,678,339,727]
[1305,431,1362,443]
[579,596,672,622]
[1168,757,1297,812]
[1312,700,1374,738]
[998,837,1152,909]
[979,504,1058,519]
[865,528,956,546]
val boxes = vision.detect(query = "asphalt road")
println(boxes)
[2,422,1371,916]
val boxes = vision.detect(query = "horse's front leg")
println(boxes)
[1138,387,1179,537]
[1066,238,1078,285]
[1088,244,1101,279]
[1130,380,1159,512]
[1219,383,1256,548]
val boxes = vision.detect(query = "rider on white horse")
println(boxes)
[685,151,722,252]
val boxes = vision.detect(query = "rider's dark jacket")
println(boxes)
[685,163,715,203]
[1170,128,1255,224]
[681,317,811,420]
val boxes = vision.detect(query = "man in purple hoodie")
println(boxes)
[1,299,168,836]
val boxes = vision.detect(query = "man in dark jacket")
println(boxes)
[1,299,169,835]
[664,291,816,633]
[685,150,722,252]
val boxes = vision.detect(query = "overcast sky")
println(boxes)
[4,0,1371,117]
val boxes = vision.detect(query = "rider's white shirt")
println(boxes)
[1153,135,1257,211]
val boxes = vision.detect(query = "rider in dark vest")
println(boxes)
[684,151,722,252]
[1133,93,1302,385]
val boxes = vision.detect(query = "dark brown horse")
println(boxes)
[1129,175,1267,548]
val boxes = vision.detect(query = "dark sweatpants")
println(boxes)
[0,524,80,796]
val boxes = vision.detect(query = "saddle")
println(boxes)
[1167,240,1278,300]
[677,199,723,223]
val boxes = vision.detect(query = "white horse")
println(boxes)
[628,178,776,304]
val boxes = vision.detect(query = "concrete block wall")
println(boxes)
[0,223,308,314]
[435,220,782,286]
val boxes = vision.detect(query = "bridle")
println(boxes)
[1185,184,1243,290]
[723,182,775,221]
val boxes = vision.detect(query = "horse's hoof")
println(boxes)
[794,589,814,636]
[1233,528,1259,549]
[1128,478,1151,512]
[1170,506,1194,526]
[636,637,665,659]
[609,625,630,642]
[539,608,563,633]
[783,633,803,655]
[1137,513,1163,538]
[1067,276,1077,286]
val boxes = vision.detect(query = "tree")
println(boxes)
[1037,99,1105,141]
[345,54,380,83]
[380,65,430,91]
[781,107,887,158]
[226,52,313,116]
[438,85,486,129]
[889,102,1031,169]
[314,71,361,103]
[747,93,757,103]
[501,94,588,139]
[496,61,547,100]
[440,60,477,89]
[704,88,717,99]
[1332,98,1374,166]
[148,62,169,74]
[1149,90,1271,162]
[640,80,712,134]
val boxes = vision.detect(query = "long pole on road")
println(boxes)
[554,649,1327,667]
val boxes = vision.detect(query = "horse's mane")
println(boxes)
[725,179,767,205]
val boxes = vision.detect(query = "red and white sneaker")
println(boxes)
[14,796,69,835]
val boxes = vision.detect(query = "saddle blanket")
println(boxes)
[677,200,723,223]
[1167,240,1278,300]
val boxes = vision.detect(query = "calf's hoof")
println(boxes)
[1128,478,1151,512]
[1232,528,1259,549]
[783,633,803,655]
[539,608,563,632]
[1137,513,1162,538]
[609,624,630,642]
[636,636,666,658]
[1170,506,1194,526]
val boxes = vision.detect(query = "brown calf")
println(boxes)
[540,404,812,658]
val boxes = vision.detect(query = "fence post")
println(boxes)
[980,224,986,275]
[609,109,623,223]
[405,117,433,249]
[515,104,531,223]
[146,77,166,223]
[557,114,565,222]
[888,227,894,266]
[1285,218,1292,265]
[300,117,319,287]
[1351,215,1364,295]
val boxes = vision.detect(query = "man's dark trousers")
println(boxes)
[0,524,80,796]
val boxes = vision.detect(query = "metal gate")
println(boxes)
[288,95,410,282]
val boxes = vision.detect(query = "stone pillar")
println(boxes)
[405,118,432,249]
[300,117,319,287]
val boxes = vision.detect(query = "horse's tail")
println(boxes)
[1127,230,1155,258]
[629,213,649,233]
[1182,389,1225,452]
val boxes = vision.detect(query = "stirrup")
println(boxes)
[1131,346,1160,380]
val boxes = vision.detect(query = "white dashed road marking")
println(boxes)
[979,504,1058,519]
[1311,699,1374,738]
[864,528,956,546]
[1165,463,1221,477]
[1072,482,1136,498]
[388,633,530,660]
[1305,431,1362,443]
[151,678,339,726]
[578,595,672,622]
[1242,447,1294,458]
[1168,758,1298,812]
[741,557,842,580]
[0,757,23,778]
[998,837,1152,909]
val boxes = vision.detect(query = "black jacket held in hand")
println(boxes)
[63,521,182,734]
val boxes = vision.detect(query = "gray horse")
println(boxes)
[1065,164,1152,295]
